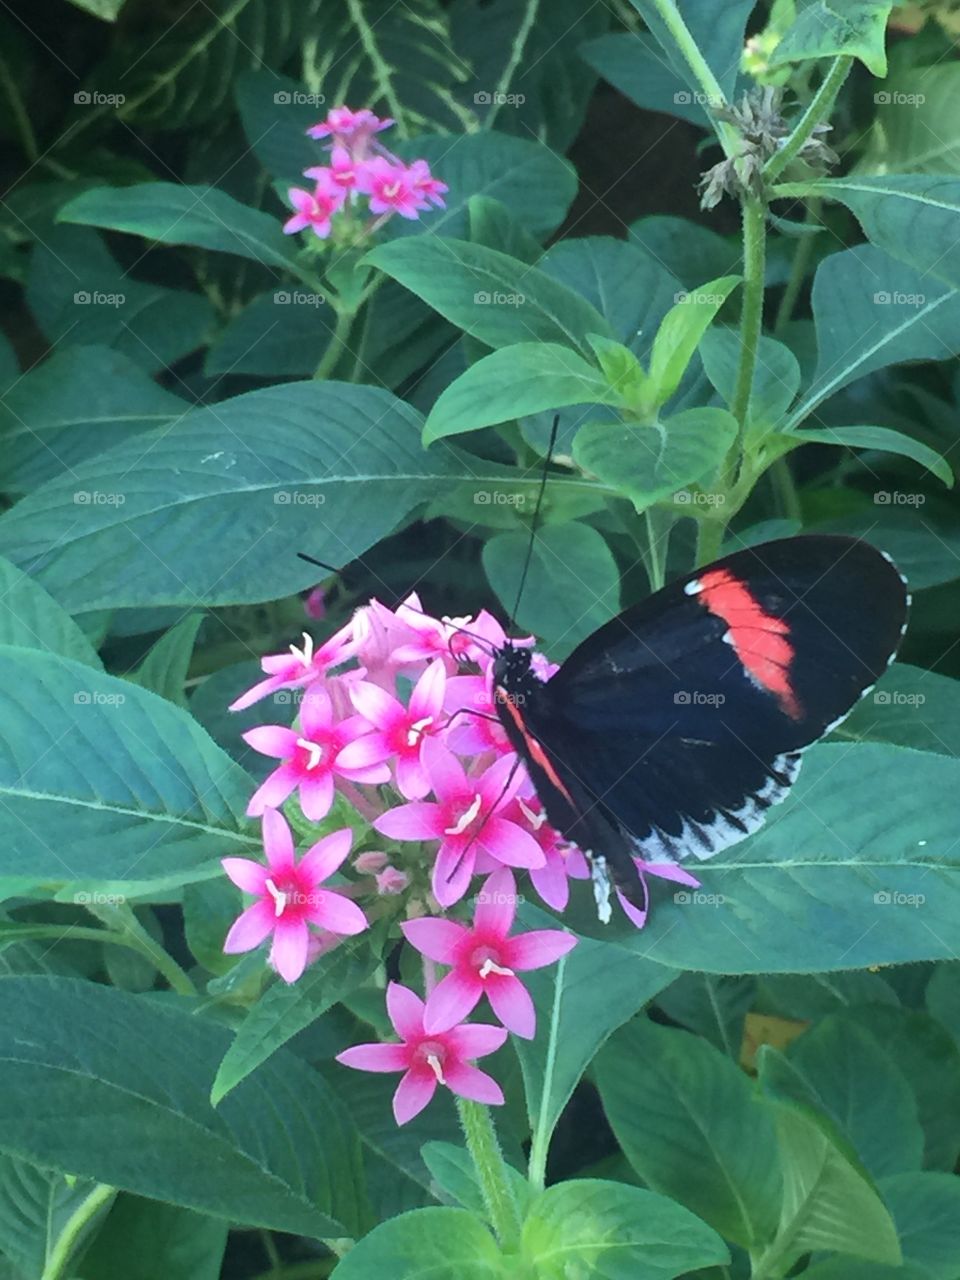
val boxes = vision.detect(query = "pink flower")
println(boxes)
[407,158,447,208]
[338,659,447,799]
[444,670,513,758]
[282,174,345,238]
[374,739,544,907]
[350,596,423,684]
[304,145,360,193]
[500,792,590,911]
[390,602,480,670]
[243,683,388,820]
[402,869,576,1038]
[307,107,394,152]
[358,157,424,220]
[222,810,367,982]
[617,859,702,929]
[336,981,506,1124]
[229,625,357,712]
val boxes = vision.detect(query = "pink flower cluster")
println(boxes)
[282,106,448,240]
[222,593,699,1123]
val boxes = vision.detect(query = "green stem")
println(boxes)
[486,0,540,131]
[457,1098,521,1250]
[644,508,668,591]
[41,1183,115,1280]
[108,904,198,997]
[0,49,38,162]
[695,516,725,567]
[313,307,356,381]
[731,196,767,435]
[772,199,821,335]
[646,0,740,158]
[769,455,803,522]
[763,55,852,184]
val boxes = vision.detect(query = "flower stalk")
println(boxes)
[457,1097,522,1251]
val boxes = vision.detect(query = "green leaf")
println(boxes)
[212,944,378,1104]
[784,424,952,486]
[80,1196,228,1280]
[587,334,648,403]
[204,289,337,377]
[925,962,960,1046]
[0,555,102,667]
[588,742,960,972]
[760,1084,901,1268]
[0,1156,106,1279]
[782,1017,924,1178]
[482,523,620,658]
[699,328,800,429]
[0,383,459,611]
[0,646,254,893]
[330,1207,502,1280]
[801,1263,929,1280]
[775,175,960,293]
[573,408,738,511]
[365,238,613,354]
[468,195,542,265]
[521,1179,729,1279]
[25,227,213,374]
[424,344,615,444]
[860,63,960,176]
[655,973,756,1057]
[0,976,365,1238]
[0,345,188,494]
[234,70,321,185]
[632,215,795,291]
[60,184,299,269]
[811,502,960,589]
[645,276,740,407]
[769,0,894,76]
[785,245,960,427]
[759,972,898,1021]
[629,0,755,98]
[420,1142,528,1217]
[597,1019,780,1249]
[879,1170,960,1279]
[68,0,126,17]
[580,33,713,128]
[133,614,204,706]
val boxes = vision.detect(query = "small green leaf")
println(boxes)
[468,195,542,264]
[420,1142,528,1217]
[699,328,800,429]
[586,333,649,405]
[330,1207,502,1280]
[783,424,952,486]
[645,275,741,407]
[133,614,204,707]
[769,0,894,76]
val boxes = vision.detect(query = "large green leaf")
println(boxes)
[769,0,894,75]
[204,289,336,377]
[521,1180,729,1279]
[365,238,613,354]
[482,523,620,658]
[629,0,755,97]
[0,383,459,611]
[580,742,960,972]
[80,1196,228,1280]
[0,345,187,493]
[655,973,756,1057]
[645,275,741,407]
[860,63,960,176]
[0,646,254,893]
[60,184,299,270]
[330,1207,502,1280]
[235,69,322,185]
[784,425,952,486]
[0,556,101,667]
[775,175,960,293]
[580,32,711,128]
[810,502,960,590]
[786,244,960,427]
[0,1156,106,1279]
[424,343,614,444]
[879,1171,960,1279]
[0,977,365,1238]
[596,1019,781,1249]
[573,408,738,510]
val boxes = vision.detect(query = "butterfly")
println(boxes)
[491,535,909,921]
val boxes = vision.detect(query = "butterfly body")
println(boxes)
[492,535,909,914]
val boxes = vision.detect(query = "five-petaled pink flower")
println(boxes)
[402,869,576,1038]
[304,145,359,193]
[307,106,394,152]
[282,173,345,238]
[336,981,506,1123]
[407,158,448,208]
[243,684,388,820]
[359,157,424,220]
[339,659,447,799]
[222,809,367,982]
[229,625,357,712]
[374,739,544,907]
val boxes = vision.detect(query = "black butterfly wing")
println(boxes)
[511,535,908,888]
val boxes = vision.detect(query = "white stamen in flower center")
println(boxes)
[426,1053,445,1084]
[478,957,514,979]
[265,878,288,918]
[518,796,546,830]
[406,716,433,748]
[296,737,324,770]
[289,631,315,667]
[444,793,483,836]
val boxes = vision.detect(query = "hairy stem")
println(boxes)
[731,196,767,434]
[457,1098,522,1250]
[646,0,740,158]
[764,55,852,184]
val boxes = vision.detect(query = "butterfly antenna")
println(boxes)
[507,414,560,638]
[297,552,340,575]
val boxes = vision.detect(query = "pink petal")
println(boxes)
[242,725,298,759]
[298,770,335,821]
[473,867,516,936]
[506,929,577,972]
[486,975,536,1039]
[336,733,391,771]
[223,900,275,953]
[476,817,545,870]
[349,680,400,729]
[617,888,648,930]
[229,675,284,711]
[298,685,333,738]
[423,970,482,1034]
[299,828,353,883]
[395,752,430,800]
[478,753,525,809]
[400,916,468,963]
[638,859,702,888]
[529,857,570,911]
[432,840,476,908]
[375,802,442,841]
[386,981,425,1040]
[443,1062,504,1107]
[445,1022,508,1060]
[393,1067,437,1125]
[421,737,467,803]
[221,857,268,895]
[247,765,299,817]
[282,213,309,235]
[336,1042,410,1073]
[270,919,311,983]
[262,807,296,871]
[409,657,446,719]
[308,890,367,936]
